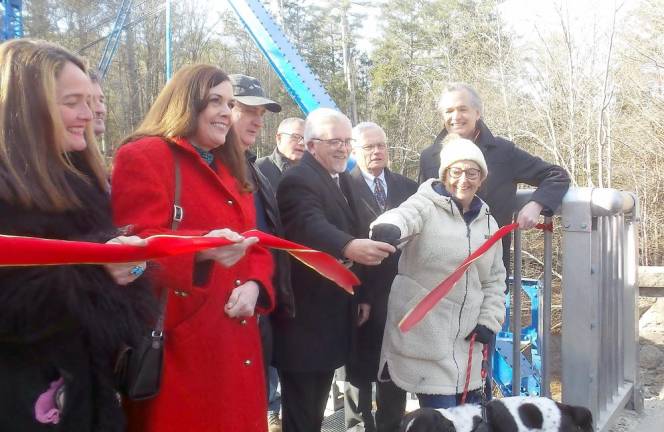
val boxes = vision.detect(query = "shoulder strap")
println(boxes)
[171,144,183,230]
[153,140,183,333]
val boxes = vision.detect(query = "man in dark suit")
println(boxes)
[275,108,396,432]
[257,117,305,188]
[255,117,304,432]
[345,122,418,432]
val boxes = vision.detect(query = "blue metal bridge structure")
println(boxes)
[0,0,22,41]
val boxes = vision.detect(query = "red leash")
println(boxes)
[460,335,490,404]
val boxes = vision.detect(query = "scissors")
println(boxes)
[392,232,419,246]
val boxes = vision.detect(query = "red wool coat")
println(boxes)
[112,136,274,432]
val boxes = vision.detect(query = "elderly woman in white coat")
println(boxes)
[370,134,506,409]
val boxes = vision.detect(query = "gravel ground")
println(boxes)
[609,297,664,431]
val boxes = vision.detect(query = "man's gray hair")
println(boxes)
[353,122,387,147]
[352,122,386,146]
[303,108,351,148]
[277,117,305,133]
[437,82,483,115]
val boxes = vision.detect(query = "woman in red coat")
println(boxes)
[112,64,275,432]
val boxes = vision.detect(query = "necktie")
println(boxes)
[334,175,348,203]
[374,177,387,212]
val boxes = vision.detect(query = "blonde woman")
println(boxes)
[0,39,152,431]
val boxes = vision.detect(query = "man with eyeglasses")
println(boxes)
[254,116,304,432]
[230,74,293,432]
[418,82,570,399]
[345,122,417,432]
[275,109,396,432]
[257,117,305,188]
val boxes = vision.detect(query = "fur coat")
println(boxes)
[0,163,154,432]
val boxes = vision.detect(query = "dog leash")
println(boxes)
[460,333,490,405]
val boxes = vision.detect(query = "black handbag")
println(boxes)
[114,291,166,400]
[114,143,183,400]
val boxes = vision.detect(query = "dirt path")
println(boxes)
[609,297,664,431]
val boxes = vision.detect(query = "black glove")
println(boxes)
[371,223,401,246]
[465,324,494,345]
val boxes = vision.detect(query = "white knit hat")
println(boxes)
[438,136,488,179]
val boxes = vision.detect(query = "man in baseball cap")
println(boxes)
[230,74,288,432]
[230,74,281,151]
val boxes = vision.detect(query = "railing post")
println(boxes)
[541,215,553,397]
[623,194,642,413]
[560,188,600,417]
[560,188,642,431]
[512,228,522,395]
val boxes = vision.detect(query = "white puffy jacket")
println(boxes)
[371,179,506,395]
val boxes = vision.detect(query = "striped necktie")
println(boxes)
[374,177,387,212]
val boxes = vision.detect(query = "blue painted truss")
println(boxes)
[226,0,337,115]
[493,278,543,397]
[98,0,134,79]
[1,0,23,41]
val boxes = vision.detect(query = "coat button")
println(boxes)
[240,319,247,326]
[234,279,242,286]
[244,359,252,366]
[227,200,234,205]
[174,290,188,297]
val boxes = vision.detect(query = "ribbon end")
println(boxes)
[398,311,413,333]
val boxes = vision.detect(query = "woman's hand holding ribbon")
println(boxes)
[196,229,259,267]
[103,235,148,285]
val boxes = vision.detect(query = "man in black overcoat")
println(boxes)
[256,117,305,188]
[255,116,304,432]
[345,122,418,432]
[274,108,396,432]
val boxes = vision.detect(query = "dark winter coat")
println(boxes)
[256,148,290,192]
[0,161,154,432]
[346,166,417,384]
[273,151,360,372]
[418,121,570,270]
[248,151,294,319]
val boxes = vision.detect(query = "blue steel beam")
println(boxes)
[226,0,337,115]
[165,0,172,80]
[1,0,23,41]
[98,0,134,79]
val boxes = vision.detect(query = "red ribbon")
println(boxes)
[398,222,552,332]
[0,229,360,294]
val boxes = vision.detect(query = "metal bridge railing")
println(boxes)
[513,187,642,431]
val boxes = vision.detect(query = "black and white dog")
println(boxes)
[401,396,593,432]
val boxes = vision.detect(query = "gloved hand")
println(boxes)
[370,223,401,246]
[465,324,494,345]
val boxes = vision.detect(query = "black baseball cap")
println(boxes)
[229,74,282,113]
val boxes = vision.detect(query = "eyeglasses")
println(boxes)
[311,138,355,148]
[280,132,304,143]
[358,142,387,152]
[447,167,481,180]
